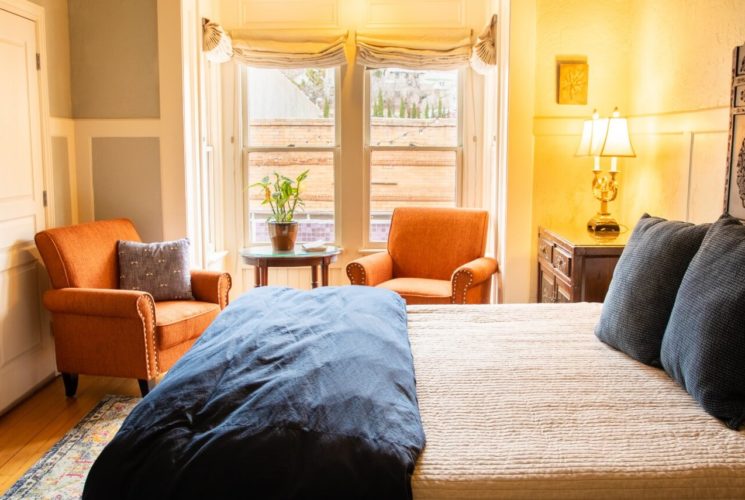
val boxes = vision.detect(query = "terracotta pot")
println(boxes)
[267,221,298,251]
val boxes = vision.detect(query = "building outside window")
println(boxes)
[242,66,462,247]
[243,67,339,244]
[366,68,461,243]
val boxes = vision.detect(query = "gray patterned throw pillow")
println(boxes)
[118,239,194,301]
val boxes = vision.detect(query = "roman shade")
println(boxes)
[356,28,473,70]
[230,29,349,68]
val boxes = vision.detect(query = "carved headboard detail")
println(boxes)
[724,41,745,219]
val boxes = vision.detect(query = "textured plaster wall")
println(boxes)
[523,0,744,301]
[620,0,745,227]
[532,0,631,232]
[627,0,743,115]
[531,0,744,229]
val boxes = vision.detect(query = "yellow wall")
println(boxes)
[621,0,743,225]
[520,0,744,301]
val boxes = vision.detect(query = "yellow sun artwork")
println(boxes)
[557,62,588,105]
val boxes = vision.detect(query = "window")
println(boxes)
[366,68,461,243]
[243,67,339,244]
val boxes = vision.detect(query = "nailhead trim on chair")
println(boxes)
[221,273,232,308]
[136,294,159,378]
[346,262,366,285]
[451,269,474,304]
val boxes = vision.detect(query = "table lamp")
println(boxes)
[576,108,635,233]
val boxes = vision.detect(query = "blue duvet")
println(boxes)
[83,286,425,499]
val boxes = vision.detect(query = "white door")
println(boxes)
[0,7,55,413]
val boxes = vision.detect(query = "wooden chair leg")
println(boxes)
[62,373,78,398]
[138,379,155,397]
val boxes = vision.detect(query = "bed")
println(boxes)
[84,287,745,499]
[408,303,745,499]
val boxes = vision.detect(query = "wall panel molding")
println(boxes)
[238,0,339,28]
[365,0,465,28]
[533,107,729,137]
[73,119,161,222]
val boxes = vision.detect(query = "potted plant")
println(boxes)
[251,170,309,251]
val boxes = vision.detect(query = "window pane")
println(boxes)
[247,68,336,147]
[247,151,335,243]
[369,150,457,242]
[369,68,458,147]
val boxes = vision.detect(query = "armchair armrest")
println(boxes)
[191,270,232,309]
[43,288,155,320]
[451,257,499,304]
[346,252,393,286]
[43,287,159,380]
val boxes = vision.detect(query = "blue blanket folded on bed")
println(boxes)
[83,286,425,499]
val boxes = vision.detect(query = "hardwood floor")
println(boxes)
[0,374,141,494]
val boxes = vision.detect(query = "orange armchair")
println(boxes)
[35,219,231,397]
[346,207,500,304]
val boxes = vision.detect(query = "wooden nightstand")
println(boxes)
[537,226,629,303]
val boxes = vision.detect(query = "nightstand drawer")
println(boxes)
[538,237,553,263]
[537,226,627,303]
[552,247,572,279]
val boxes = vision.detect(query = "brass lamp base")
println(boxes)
[587,213,620,233]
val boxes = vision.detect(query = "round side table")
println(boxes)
[240,246,341,288]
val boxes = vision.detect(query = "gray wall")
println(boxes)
[92,137,163,241]
[69,0,160,118]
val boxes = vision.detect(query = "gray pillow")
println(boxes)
[661,215,745,430]
[118,239,193,301]
[595,214,710,366]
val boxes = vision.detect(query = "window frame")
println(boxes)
[362,67,465,248]
[240,66,342,247]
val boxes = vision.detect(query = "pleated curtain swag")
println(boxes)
[355,28,473,70]
[470,14,497,74]
[202,18,233,63]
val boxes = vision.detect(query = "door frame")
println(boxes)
[0,0,54,229]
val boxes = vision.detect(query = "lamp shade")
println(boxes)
[598,111,635,158]
[576,110,610,157]
[576,120,593,156]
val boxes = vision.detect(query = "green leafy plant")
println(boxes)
[251,170,309,223]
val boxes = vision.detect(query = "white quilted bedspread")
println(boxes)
[407,303,745,499]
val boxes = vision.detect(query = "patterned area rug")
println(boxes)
[3,395,138,500]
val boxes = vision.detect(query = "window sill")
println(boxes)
[357,248,387,254]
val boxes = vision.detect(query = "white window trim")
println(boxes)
[239,66,342,248]
[362,68,465,249]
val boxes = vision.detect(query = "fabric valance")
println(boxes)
[230,29,349,68]
[356,28,473,70]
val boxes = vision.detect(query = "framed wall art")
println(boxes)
[724,41,745,219]
[556,58,588,105]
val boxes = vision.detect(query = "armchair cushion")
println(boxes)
[155,301,221,350]
[377,278,451,305]
[118,239,194,301]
